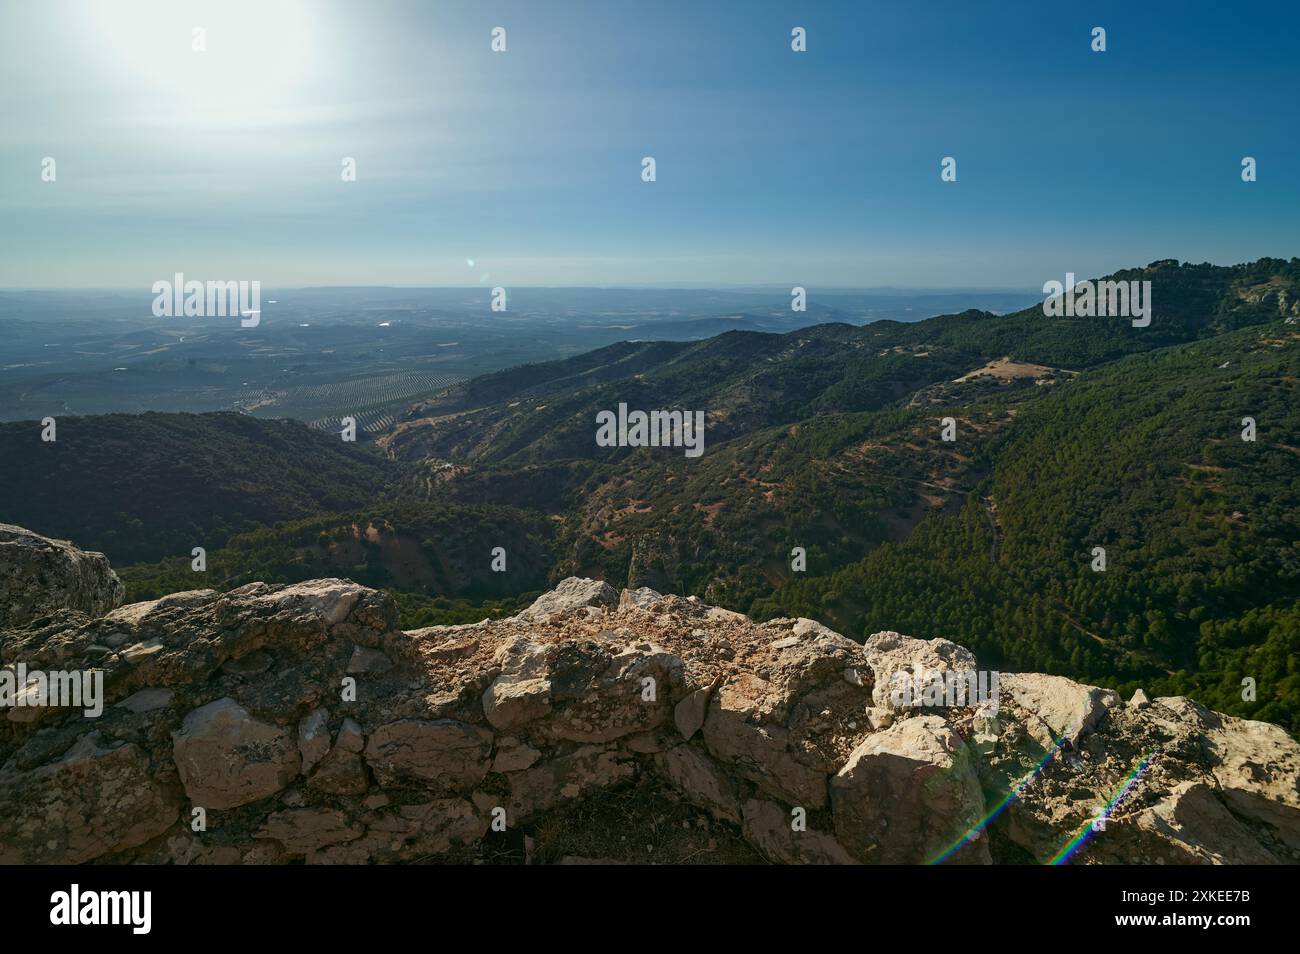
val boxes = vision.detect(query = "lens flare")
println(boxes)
[1046,752,1156,866]
[927,737,1067,865]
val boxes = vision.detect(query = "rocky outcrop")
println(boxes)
[2,526,1298,865]
[832,715,988,864]
[0,732,178,864]
[0,523,124,628]
[172,698,301,809]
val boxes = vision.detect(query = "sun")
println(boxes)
[85,0,318,124]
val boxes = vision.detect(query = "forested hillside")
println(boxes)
[766,322,1300,729]
[118,499,557,599]
[5,258,1297,731]
[0,412,398,564]
[385,257,1300,730]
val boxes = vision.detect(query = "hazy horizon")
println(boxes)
[1,282,1042,294]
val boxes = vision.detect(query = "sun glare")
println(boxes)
[86,0,318,123]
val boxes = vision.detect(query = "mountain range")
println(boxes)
[2,257,1297,731]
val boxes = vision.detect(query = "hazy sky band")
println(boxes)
[1,0,1296,289]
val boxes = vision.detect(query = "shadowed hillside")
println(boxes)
[0,412,399,564]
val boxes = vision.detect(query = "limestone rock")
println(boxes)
[702,674,830,809]
[492,736,541,773]
[548,642,683,743]
[346,646,393,674]
[619,586,665,611]
[336,718,365,752]
[515,577,618,622]
[503,745,634,820]
[4,554,1298,866]
[1113,781,1281,864]
[298,708,331,774]
[0,733,179,863]
[259,807,364,854]
[307,752,369,796]
[239,578,365,626]
[172,698,300,809]
[0,524,124,627]
[311,799,486,864]
[792,618,840,640]
[861,630,977,713]
[309,719,369,796]
[1156,697,1300,850]
[115,687,174,714]
[831,715,988,864]
[655,742,741,823]
[363,719,492,789]
[482,676,552,731]
[741,799,857,865]
[674,681,715,740]
[1000,673,1120,749]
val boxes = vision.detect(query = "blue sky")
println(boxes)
[1,0,1296,289]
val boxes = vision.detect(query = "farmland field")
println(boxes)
[240,369,466,432]
[0,287,1038,424]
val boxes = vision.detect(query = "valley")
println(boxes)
[2,258,1298,733]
